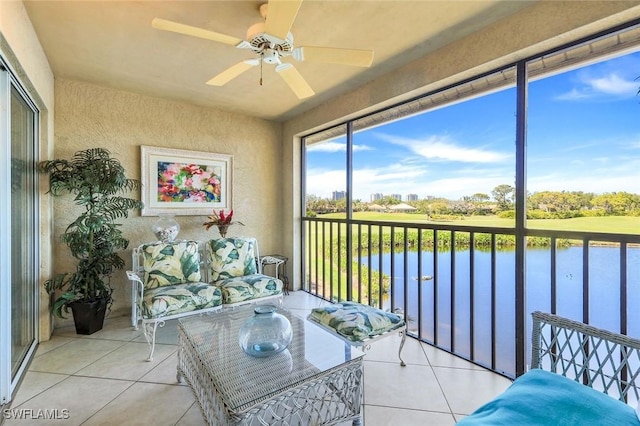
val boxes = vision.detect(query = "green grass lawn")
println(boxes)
[315,212,639,234]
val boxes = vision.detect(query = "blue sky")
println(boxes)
[306,50,640,201]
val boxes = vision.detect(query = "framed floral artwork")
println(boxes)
[141,145,232,216]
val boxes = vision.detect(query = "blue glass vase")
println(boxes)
[239,305,293,357]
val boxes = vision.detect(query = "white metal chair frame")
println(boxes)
[127,241,223,361]
[127,238,284,361]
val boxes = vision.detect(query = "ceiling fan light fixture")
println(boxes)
[262,49,281,64]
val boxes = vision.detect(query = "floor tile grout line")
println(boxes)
[31,339,133,377]
[9,372,71,409]
[77,377,139,426]
[173,401,200,426]
[33,338,77,358]
[419,339,459,420]
[364,402,454,416]
[32,336,178,379]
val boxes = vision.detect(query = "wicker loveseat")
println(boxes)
[126,237,283,360]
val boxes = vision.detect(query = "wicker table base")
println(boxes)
[177,306,365,425]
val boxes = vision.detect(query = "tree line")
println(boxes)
[306,185,640,218]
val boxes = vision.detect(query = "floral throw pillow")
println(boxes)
[142,241,201,289]
[208,238,258,282]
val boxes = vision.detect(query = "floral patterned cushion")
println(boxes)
[142,241,201,289]
[141,282,222,319]
[208,238,258,283]
[309,301,405,342]
[216,274,283,305]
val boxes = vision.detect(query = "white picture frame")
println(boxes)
[141,145,233,216]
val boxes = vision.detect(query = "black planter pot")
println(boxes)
[70,299,108,335]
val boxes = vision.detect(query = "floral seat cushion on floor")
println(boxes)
[309,301,405,342]
[140,240,221,319]
[207,237,283,305]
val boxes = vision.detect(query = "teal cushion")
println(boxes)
[309,301,405,342]
[457,369,640,425]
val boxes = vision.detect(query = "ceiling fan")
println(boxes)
[152,0,374,99]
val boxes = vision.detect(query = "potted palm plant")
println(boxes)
[39,148,143,334]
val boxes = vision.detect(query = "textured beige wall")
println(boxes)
[281,1,640,290]
[0,1,55,338]
[52,79,282,324]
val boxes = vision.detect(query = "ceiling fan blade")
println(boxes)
[264,0,302,41]
[292,46,374,67]
[275,63,314,99]
[152,18,243,46]
[206,60,259,86]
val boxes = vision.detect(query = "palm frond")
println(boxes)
[38,148,143,318]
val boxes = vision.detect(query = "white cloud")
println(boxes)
[306,162,430,199]
[590,74,637,96]
[379,134,510,163]
[305,168,346,198]
[555,88,591,101]
[555,73,638,101]
[353,164,427,186]
[627,138,640,149]
[307,141,372,152]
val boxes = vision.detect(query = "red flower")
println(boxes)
[203,209,243,230]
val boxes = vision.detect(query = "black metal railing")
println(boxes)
[302,217,640,378]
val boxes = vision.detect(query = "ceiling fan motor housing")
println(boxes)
[246,22,294,55]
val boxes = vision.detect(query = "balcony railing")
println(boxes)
[302,217,640,378]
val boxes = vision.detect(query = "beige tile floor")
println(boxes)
[6,291,512,425]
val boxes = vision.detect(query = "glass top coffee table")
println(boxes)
[177,304,365,425]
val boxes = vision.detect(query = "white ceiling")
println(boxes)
[23,0,535,121]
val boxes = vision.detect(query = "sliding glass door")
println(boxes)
[0,63,39,405]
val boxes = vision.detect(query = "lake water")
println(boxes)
[361,246,640,375]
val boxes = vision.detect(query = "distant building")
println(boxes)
[406,193,418,201]
[370,193,383,202]
[390,194,402,201]
[332,190,346,201]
